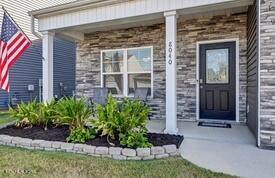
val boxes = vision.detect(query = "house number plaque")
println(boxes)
[168,41,173,65]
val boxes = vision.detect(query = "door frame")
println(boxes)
[196,38,240,122]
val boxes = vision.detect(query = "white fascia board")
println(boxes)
[36,0,253,32]
[29,0,123,17]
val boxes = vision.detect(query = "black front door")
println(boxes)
[199,42,236,120]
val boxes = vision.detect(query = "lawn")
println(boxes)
[0,146,235,178]
[0,111,15,125]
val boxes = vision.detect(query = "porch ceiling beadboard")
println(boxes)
[29,0,253,32]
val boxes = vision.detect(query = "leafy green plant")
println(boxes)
[9,99,56,130]
[54,97,92,130]
[119,98,150,133]
[9,99,39,128]
[53,97,96,143]
[66,127,96,143]
[92,94,121,145]
[35,100,56,130]
[9,99,57,130]
[120,131,152,148]
[92,94,152,148]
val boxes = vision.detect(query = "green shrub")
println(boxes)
[119,98,150,133]
[35,100,56,130]
[10,99,56,129]
[120,131,152,148]
[9,99,39,128]
[92,94,120,145]
[54,97,92,130]
[66,127,96,143]
[92,94,152,148]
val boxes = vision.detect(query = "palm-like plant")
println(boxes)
[10,99,39,128]
[92,94,151,147]
[10,99,57,130]
[35,100,56,130]
[92,94,120,144]
[54,97,92,130]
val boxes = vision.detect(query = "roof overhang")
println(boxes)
[29,0,254,41]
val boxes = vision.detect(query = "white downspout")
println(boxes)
[30,15,43,102]
[30,15,42,39]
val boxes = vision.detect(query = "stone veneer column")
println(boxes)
[164,11,178,134]
[259,0,275,148]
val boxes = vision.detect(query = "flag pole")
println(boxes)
[1,6,32,43]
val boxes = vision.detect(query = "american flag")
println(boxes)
[0,12,31,92]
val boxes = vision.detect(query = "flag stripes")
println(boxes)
[0,11,31,92]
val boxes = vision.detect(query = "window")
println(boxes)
[101,47,153,97]
[206,48,229,84]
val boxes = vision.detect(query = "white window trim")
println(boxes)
[100,46,154,98]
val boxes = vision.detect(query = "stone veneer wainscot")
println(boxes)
[76,13,247,121]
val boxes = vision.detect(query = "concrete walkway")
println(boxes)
[147,120,275,178]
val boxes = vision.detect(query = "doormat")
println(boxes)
[198,121,231,128]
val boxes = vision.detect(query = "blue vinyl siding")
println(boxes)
[247,3,258,138]
[0,38,75,109]
[53,38,76,98]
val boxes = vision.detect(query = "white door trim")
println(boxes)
[196,38,240,122]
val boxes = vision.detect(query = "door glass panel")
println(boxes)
[206,48,229,84]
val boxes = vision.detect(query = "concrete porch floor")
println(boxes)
[147,120,275,178]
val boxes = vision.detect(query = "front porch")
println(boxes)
[148,120,275,177]
[148,120,254,145]
[29,0,260,145]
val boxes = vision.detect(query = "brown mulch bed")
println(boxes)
[0,125,184,148]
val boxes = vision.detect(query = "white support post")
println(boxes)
[42,31,54,102]
[164,11,178,134]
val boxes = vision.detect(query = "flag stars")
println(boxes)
[1,13,18,43]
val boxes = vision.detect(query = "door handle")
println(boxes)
[200,79,203,84]
[199,79,203,89]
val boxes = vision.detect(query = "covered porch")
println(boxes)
[29,0,256,140]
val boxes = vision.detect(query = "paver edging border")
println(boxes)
[0,133,180,160]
